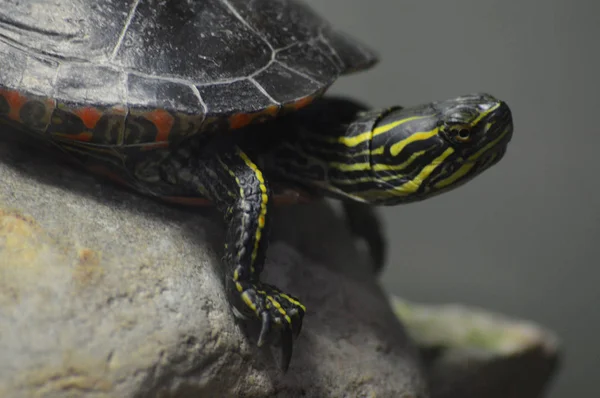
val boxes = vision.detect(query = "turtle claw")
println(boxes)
[280,327,294,372]
[257,311,271,347]
[257,309,296,371]
[233,281,305,371]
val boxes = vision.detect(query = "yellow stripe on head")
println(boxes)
[433,161,475,189]
[392,147,455,195]
[336,115,429,147]
[470,102,501,126]
[372,115,429,137]
[389,128,439,156]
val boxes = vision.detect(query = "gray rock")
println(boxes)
[391,297,561,398]
[0,140,427,398]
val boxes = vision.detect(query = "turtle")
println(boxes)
[0,0,513,371]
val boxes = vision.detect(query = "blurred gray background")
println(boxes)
[304,0,599,397]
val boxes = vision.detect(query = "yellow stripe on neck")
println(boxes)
[336,115,429,147]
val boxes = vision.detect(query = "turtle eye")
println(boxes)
[448,124,473,143]
[456,128,471,141]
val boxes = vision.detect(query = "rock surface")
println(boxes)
[0,140,427,398]
[392,297,561,398]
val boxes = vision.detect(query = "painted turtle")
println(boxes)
[0,0,514,370]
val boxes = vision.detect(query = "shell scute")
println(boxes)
[48,103,127,144]
[0,88,56,133]
[123,108,206,147]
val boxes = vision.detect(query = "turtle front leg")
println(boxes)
[342,201,387,274]
[166,144,305,371]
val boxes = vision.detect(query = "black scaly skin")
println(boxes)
[163,139,304,371]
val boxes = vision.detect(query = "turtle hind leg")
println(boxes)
[343,201,387,274]
[165,143,305,371]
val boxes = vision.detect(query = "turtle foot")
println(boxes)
[232,281,305,372]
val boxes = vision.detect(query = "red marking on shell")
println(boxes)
[145,109,174,142]
[263,104,279,118]
[290,95,315,110]
[0,89,29,122]
[229,113,252,130]
[228,105,280,130]
[73,107,103,129]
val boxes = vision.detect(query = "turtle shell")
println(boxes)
[0,0,377,150]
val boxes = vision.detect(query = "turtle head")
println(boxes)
[361,93,513,204]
